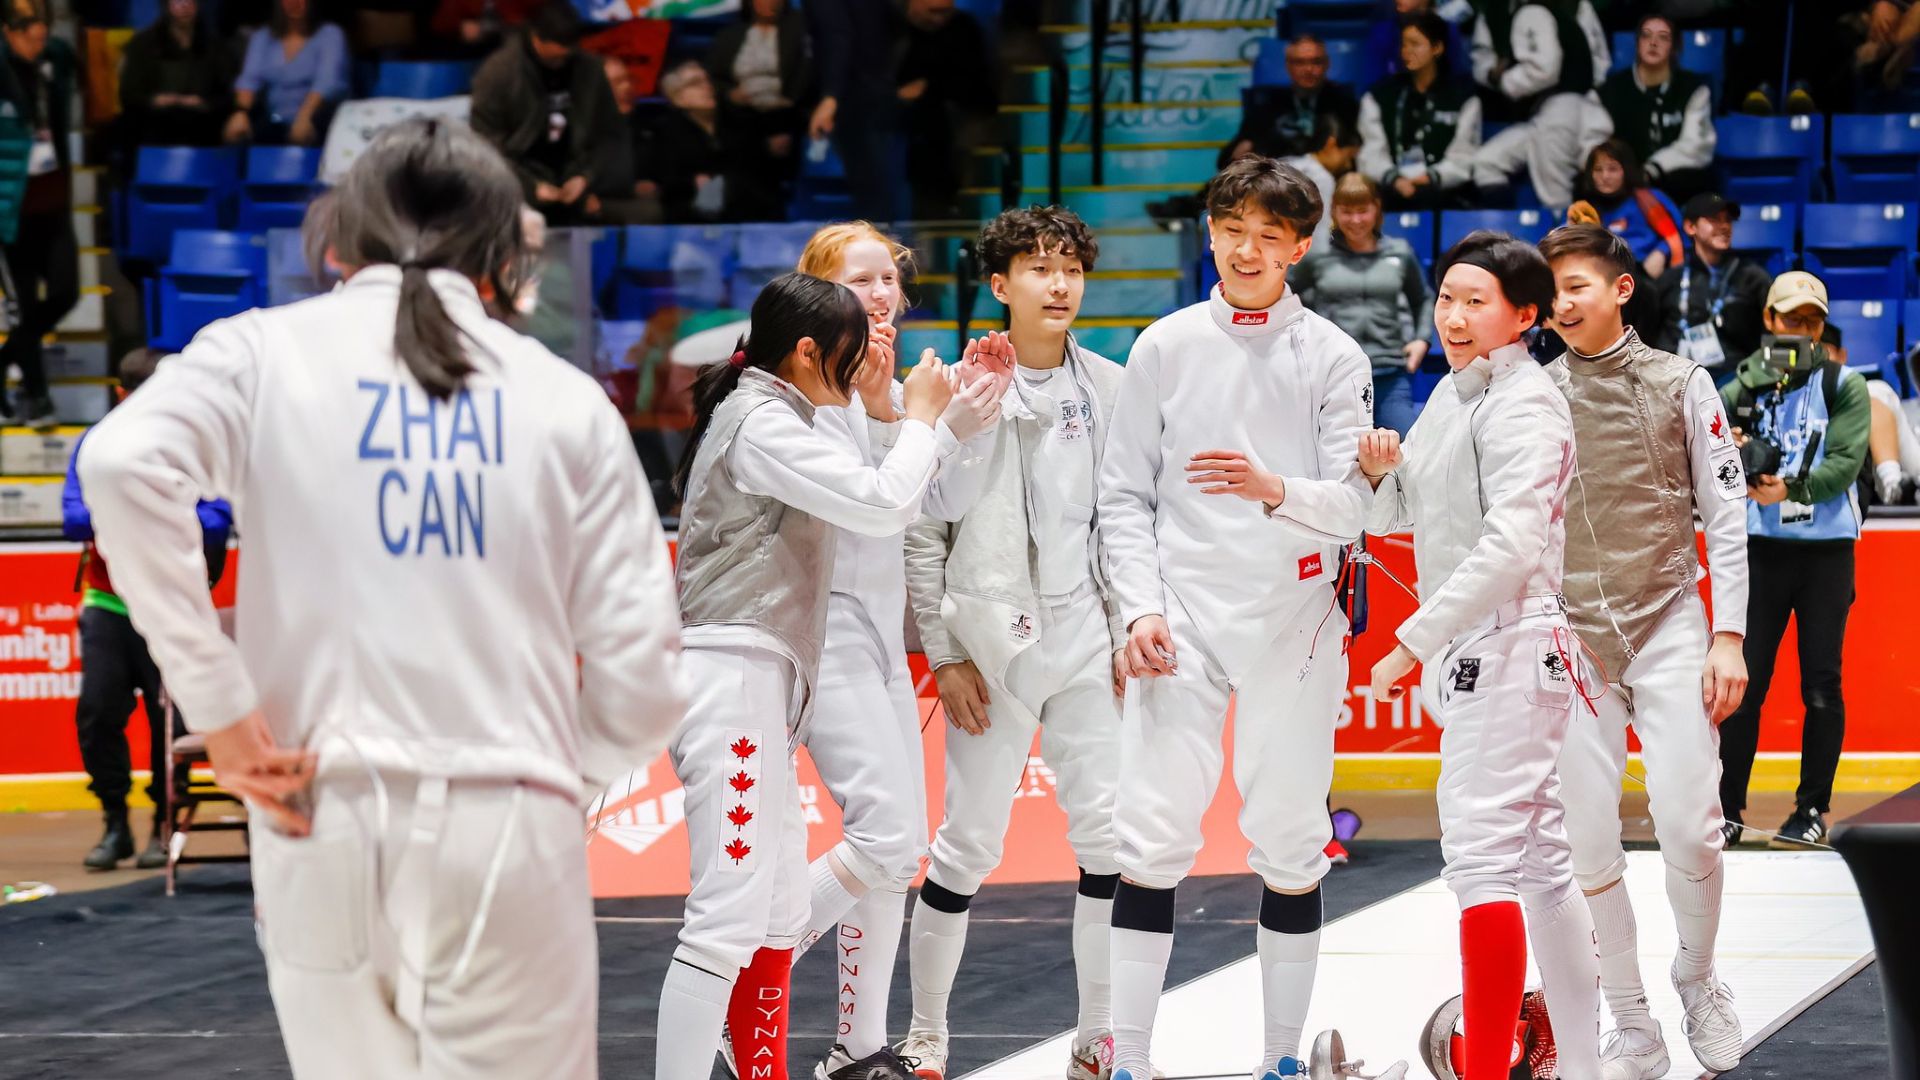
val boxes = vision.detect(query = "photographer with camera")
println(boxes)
[1717,271,1871,850]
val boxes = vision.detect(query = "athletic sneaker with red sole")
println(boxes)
[1324,838,1350,865]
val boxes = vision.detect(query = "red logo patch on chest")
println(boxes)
[1231,311,1269,326]
[1299,553,1323,580]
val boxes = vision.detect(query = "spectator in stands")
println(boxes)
[427,0,539,58]
[62,349,233,872]
[593,56,662,225]
[1468,0,1613,210]
[1282,111,1362,250]
[1291,172,1431,435]
[1719,270,1872,849]
[117,0,234,148]
[807,0,905,221]
[1358,11,1482,210]
[642,60,737,222]
[470,2,623,224]
[1867,375,1920,505]
[1574,138,1684,279]
[706,0,811,221]
[1221,33,1360,166]
[897,0,998,218]
[1365,0,1469,79]
[224,0,349,147]
[1598,13,1717,205]
[0,0,76,431]
[1852,0,1920,100]
[1651,192,1772,381]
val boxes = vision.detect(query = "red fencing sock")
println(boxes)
[1460,901,1527,1080]
[727,947,793,1080]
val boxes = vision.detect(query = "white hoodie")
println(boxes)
[78,267,687,802]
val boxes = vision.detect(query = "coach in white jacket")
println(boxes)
[1099,157,1374,1080]
[78,123,686,1080]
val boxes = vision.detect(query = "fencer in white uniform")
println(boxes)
[899,207,1127,1080]
[1363,231,1602,1080]
[658,272,963,1080]
[1099,158,1375,1080]
[782,226,1006,1078]
[1537,225,1749,1079]
[77,121,687,1080]
[1469,0,1613,209]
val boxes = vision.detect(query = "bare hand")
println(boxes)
[935,661,992,735]
[1112,647,1129,698]
[809,96,837,140]
[204,711,316,836]
[1370,643,1417,703]
[957,330,1016,397]
[1227,139,1254,162]
[1358,428,1402,488]
[902,347,957,425]
[767,133,793,158]
[460,17,484,42]
[856,322,900,420]
[289,114,318,146]
[1187,449,1286,506]
[1702,632,1748,724]
[898,78,929,103]
[1402,339,1428,373]
[223,110,251,143]
[940,370,1004,441]
[1749,474,1789,506]
[560,175,590,204]
[534,181,564,204]
[1125,615,1177,679]
[1393,176,1418,199]
[634,179,660,199]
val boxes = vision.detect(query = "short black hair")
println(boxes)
[118,348,162,392]
[1311,111,1360,150]
[978,205,1099,276]
[530,2,582,46]
[1435,230,1554,326]
[1401,11,1449,53]
[1538,223,1637,283]
[1206,156,1323,241]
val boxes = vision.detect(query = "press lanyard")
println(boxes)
[1678,258,1738,331]
[1393,84,1435,162]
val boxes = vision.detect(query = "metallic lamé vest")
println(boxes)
[1549,331,1700,679]
[676,369,834,715]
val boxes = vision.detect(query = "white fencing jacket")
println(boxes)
[78,267,687,802]
[1099,286,1374,681]
[1366,342,1576,662]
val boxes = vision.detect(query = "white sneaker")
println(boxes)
[897,1029,949,1080]
[1067,1029,1115,1079]
[1673,967,1745,1072]
[1598,1021,1670,1080]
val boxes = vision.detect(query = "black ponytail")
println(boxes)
[673,272,869,497]
[331,118,528,400]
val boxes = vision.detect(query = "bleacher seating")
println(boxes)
[1716,114,1824,206]
[236,146,323,232]
[1730,202,1800,277]
[1827,299,1902,374]
[1439,208,1552,251]
[1280,0,1376,40]
[145,230,268,351]
[1831,113,1920,204]
[125,146,240,264]
[368,61,476,101]
[1381,210,1436,274]
[735,222,819,295]
[1800,202,1919,301]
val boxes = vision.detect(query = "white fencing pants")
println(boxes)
[1429,597,1582,911]
[1561,598,1727,891]
[805,599,928,891]
[250,769,596,1080]
[926,585,1122,896]
[1115,597,1348,892]
[672,645,812,974]
[1471,92,1614,209]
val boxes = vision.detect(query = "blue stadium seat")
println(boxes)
[369,61,476,100]
[236,146,321,231]
[1826,299,1902,374]
[1831,113,1920,204]
[1439,208,1553,252]
[1381,210,1436,274]
[1715,115,1824,207]
[1908,298,1920,354]
[1800,202,1919,301]
[1254,37,1286,87]
[735,222,818,292]
[1609,28,1727,102]
[125,147,241,263]
[595,226,740,318]
[1281,0,1375,39]
[1728,202,1799,277]
[146,229,268,351]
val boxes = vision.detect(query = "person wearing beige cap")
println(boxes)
[1716,268,1872,851]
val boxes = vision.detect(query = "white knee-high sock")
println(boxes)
[1586,883,1653,1030]
[1526,890,1603,1080]
[908,897,970,1036]
[656,958,735,1080]
[838,887,906,1058]
[1666,860,1723,984]
[1073,892,1115,1041]
[1257,927,1320,1070]
[797,851,867,960]
[1109,926,1173,1076]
